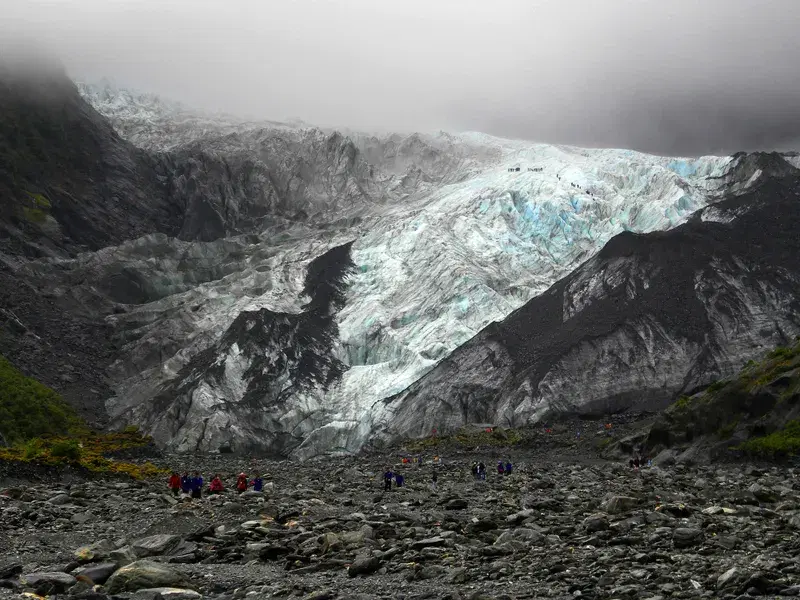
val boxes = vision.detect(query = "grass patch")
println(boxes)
[717,420,739,440]
[0,354,163,479]
[737,419,800,458]
[0,354,86,444]
[707,380,727,393]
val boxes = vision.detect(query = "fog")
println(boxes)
[5,0,800,156]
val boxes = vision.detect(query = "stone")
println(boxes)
[601,496,638,514]
[444,498,468,510]
[75,562,119,585]
[0,563,22,579]
[109,546,138,566]
[347,555,381,577]
[132,535,182,557]
[410,536,446,550]
[133,588,202,600]
[105,560,188,593]
[71,512,93,525]
[48,493,72,505]
[21,572,77,595]
[583,513,610,532]
[673,528,703,548]
[717,567,745,589]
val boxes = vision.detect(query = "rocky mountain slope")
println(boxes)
[643,339,800,464]
[375,158,800,447]
[2,65,786,457]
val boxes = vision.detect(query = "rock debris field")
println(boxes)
[1,447,799,600]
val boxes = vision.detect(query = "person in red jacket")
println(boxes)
[236,473,248,494]
[168,472,181,496]
[208,474,224,494]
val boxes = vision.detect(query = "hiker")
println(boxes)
[471,461,479,480]
[497,461,505,475]
[383,466,393,491]
[168,472,181,496]
[395,472,404,488]
[505,461,512,475]
[250,471,264,492]
[629,457,635,469]
[633,456,641,470]
[236,473,248,494]
[191,471,203,499]
[180,471,192,495]
[431,469,438,491]
[478,462,486,481]
[209,474,224,494]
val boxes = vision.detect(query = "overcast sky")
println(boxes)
[5,0,800,156]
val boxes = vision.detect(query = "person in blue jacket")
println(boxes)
[250,472,264,492]
[191,471,203,499]
[180,471,192,495]
[505,461,512,475]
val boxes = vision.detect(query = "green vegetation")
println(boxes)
[737,420,800,458]
[716,420,739,440]
[0,355,85,444]
[707,379,727,393]
[20,191,52,223]
[0,354,163,479]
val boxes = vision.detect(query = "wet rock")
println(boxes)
[74,562,119,585]
[21,571,77,595]
[601,495,638,514]
[347,555,381,577]
[105,560,188,593]
[133,588,202,600]
[582,513,610,533]
[132,535,182,557]
[673,527,703,548]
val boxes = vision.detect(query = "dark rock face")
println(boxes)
[376,167,800,443]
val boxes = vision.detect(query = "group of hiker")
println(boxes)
[471,460,513,480]
[167,471,265,499]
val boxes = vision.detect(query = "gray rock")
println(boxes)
[21,572,77,595]
[48,493,72,505]
[75,562,119,585]
[347,555,381,577]
[105,560,188,593]
[673,527,703,548]
[133,588,202,600]
[132,534,182,557]
[444,498,468,510]
[109,545,139,566]
[583,513,610,532]
[410,536,446,550]
[71,511,93,525]
[601,495,638,514]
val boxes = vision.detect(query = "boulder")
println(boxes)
[444,498,468,510]
[601,495,638,514]
[132,535,182,557]
[133,588,202,600]
[21,572,77,595]
[105,560,188,593]
[583,513,610,533]
[673,527,703,548]
[75,562,119,585]
[347,555,381,577]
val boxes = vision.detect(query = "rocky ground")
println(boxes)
[1,427,799,600]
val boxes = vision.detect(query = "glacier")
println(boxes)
[65,82,741,457]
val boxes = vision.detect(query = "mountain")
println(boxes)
[374,156,800,447]
[0,66,780,457]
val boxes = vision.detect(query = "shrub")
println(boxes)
[737,420,800,457]
[50,439,81,461]
[0,355,85,444]
[707,380,727,393]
